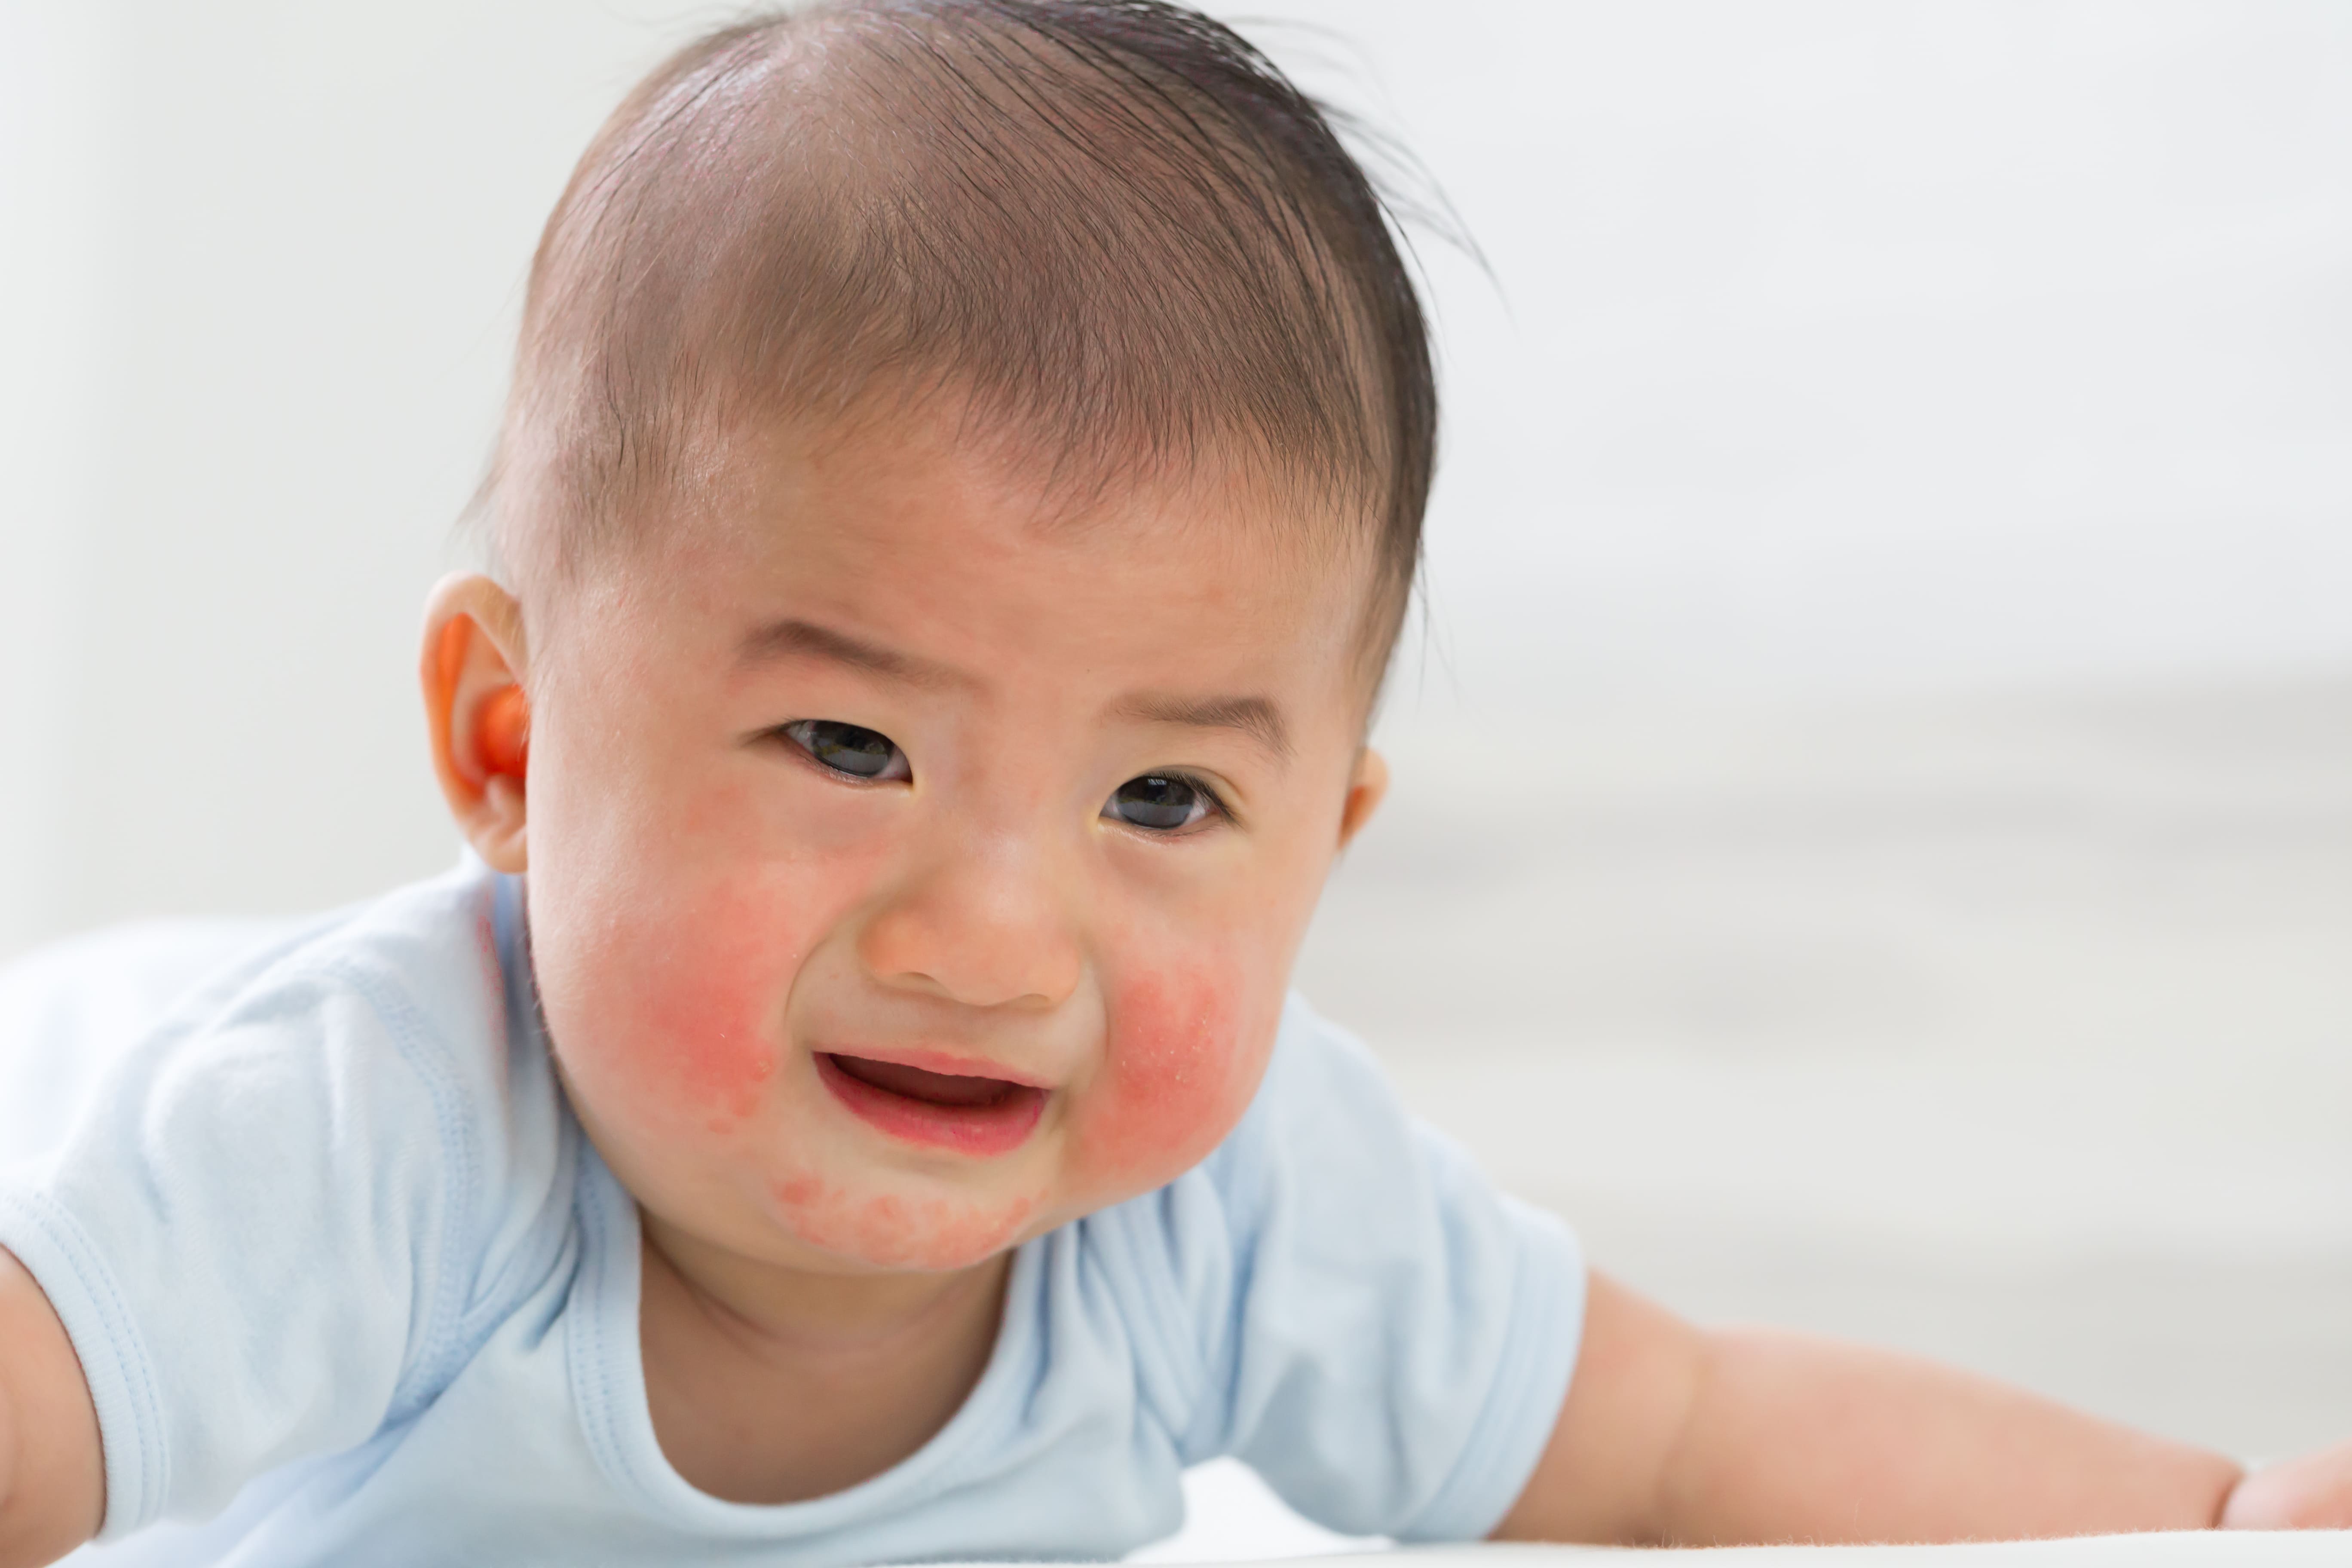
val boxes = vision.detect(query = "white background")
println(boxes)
[3,0,2349,1485]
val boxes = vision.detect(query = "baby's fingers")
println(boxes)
[2223,1438,2352,1529]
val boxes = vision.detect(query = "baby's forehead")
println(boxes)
[491,1,1425,681]
[544,399,1385,715]
[666,397,1375,617]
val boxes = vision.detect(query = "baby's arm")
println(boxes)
[1496,1271,2241,1546]
[2225,1439,2352,1528]
[0,1250,100,1567]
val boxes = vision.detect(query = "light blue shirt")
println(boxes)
[0,862,1584,1566]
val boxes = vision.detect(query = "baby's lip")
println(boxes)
[813,1048,1049,1157]
[817,1042,1052,1091]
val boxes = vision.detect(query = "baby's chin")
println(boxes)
[763,1165,1051,1274]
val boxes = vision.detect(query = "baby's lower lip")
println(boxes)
[814,1051,1047,1157]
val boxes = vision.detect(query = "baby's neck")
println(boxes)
[637,1209,1011,1504]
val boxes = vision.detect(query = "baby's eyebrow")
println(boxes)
[742,619,1290,761]
[736,618,965,689]
[1111,693,1292,764]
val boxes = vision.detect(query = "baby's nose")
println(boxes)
[855,843,1083,1011]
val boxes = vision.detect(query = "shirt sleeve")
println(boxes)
[0,917,320,1167]
[1176,997,1587,1542]
[0,933,476,1537]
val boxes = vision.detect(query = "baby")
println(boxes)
[0,3,2347,1562]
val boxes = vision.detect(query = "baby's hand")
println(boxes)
[2223,1438,2352,1529]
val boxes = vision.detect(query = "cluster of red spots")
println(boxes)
[665,1000,777,1131]
[701,1056,778,1133]
[769,1170,1044,1272]
[1072,968,1265,1194]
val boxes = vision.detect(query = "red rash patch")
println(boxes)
[769,1170,1041,1271]
[622,887,794,1129]
[662,992,775,1126]
[1072,969,1258,1190]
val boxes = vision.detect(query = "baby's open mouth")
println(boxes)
[815,1052,1048,1156]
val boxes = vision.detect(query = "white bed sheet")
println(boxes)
[1269,1541,2349,1564]
[1121,1460,2349,1566]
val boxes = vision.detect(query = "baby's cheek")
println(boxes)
[1071,969,1268,1194]
[770,1172,1041,1271]
[586,881,807,1131]
[645,966,775,1130]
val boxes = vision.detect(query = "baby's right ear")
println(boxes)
[421,573,531,873]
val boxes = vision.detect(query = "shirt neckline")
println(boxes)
[564,1147,1047,1535]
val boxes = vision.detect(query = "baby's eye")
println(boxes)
[1103,773,1220,833]
[781,720,910,782]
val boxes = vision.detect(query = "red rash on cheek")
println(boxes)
[604,888,798,1130]
[1073,970,1260,1191]
[681,1017,775,1130]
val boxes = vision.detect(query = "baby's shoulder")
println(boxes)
[161,861,547,1112]
[1188,995,1415,1208]
[1093,995,1433,1292]
[206,861,515,1041]
[0,862,584,1530]
[5,859,572,1237]
[184,863,573,1213]
[1072,995,1579,1514]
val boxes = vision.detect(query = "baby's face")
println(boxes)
[515,411,1384,1274]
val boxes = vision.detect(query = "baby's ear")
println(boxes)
[421,573,531,873]
[1337,746,1388,850]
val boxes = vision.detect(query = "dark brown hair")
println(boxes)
[490,0,1437,675]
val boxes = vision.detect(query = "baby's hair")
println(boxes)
[488,0,1437,677]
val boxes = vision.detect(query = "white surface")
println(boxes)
[1133,1461,1386,1562]
[1256,1537,2349,1563]
[1131,1458,2352,1562]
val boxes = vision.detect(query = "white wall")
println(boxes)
[1,1,691,952]
[3,0,2348,954]
[1377,0,2352,704]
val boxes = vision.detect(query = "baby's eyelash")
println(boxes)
[775,719,910,783]
[1103,770,1231,834]
[1176,774,1229,817]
